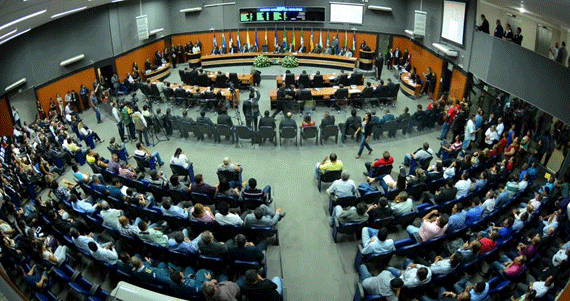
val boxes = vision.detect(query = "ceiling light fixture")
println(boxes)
[0,29,18,41]
[51,6,88,19]
[0,9,46,31]
[0,28,30,45]
[518,6,526,13]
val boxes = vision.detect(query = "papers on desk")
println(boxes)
[382,175,395,186]
[332,85,339,89]
[350,85,357,89]
[349,89,361,94]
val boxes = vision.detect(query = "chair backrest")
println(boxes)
[371,164,393,177]
[261,44,269,52]
[418,156,433,170]
[229,73,240,87]
[169,189,191,202]
[322,125,339,138]
[312,75,324,88]
[147,184,169,202]
[280,126,297,138]
[217,169,238,184]
[407,183,427,200]
[337,220,367,234]
[361,190,382,204]
[362,87,373,98]
[298,74,310,88]
[350,73,363,85]
[390,84,400,96]
[334,195,357,208]
[216,223,243,242]
[174,89,186,97]
[170,164,189,177]
[321,170,342,183]
[369,216,395,229]
[383,120,398,132]
[259,126,275,139]
[301,126,318,139]
[284,73,295,86]
[215,124,232,137]
[196,123,212,135]
[335,88,348,100]
[234,125,252,139]
[299,89,312,100]
[191,192,213,205]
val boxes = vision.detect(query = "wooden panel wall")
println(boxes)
[115,40,166,82]
[392,36,444,97]
[449,68,468,100]
[0,96,14,136]
[171,29,377,57]
[35,68,96,114]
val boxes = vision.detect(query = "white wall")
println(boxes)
[477,0,561,53]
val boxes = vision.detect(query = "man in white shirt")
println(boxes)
[463,115,478,150]
[496,117,505,136]
[455,172,472,198]
[387,260,432,288]
[529,276,553,298]
[390,192,415,216]
[481,190,496,215]
[403,142,434,167]
[327,171,357,198]
[88,241,118,265]
[100,201,122,229]
[214,201,243,226]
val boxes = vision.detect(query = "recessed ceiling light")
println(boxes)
[518,6,526,13]
[0,9,46,31]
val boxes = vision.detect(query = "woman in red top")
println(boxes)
[504,137,520,161]
[300,115,315,128]
[497,132,508,154]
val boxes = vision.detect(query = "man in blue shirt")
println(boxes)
[161,199,188,219]
[465,198,483,226]
[167,231,200,255]
[446,203,466,233]
[70,194,100,214]
[107,178,126,201]
[361,227,396,255]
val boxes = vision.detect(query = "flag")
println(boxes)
[229,32,233,47]
[300,28,304,48]
[213,33,217,47]
[274,26,278,48]
[237,29,241,49]
[310,28,314,51]
[352,31,356,52]
[292,27,295,49]
[222,32,226,49]
[344,30,348,49]
[246,29,250,48]
[319,29,323,47]
[326,30,330,47]
[264,28,267,46]
[335,30,339,54]
[255,29,259,48]
[282,27,287,48]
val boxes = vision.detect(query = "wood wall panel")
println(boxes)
[0,96,13,136]
[172,30,377,58]
[35,68,96,114]
[392,36,444,97]
[115,40,165,82]
[449,69,468,100]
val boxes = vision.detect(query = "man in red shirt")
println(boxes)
[438,100,457,140]
[477,231,499,255]
[364,151,394,177]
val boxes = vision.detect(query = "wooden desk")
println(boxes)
[399,72,421,99]
[201,52,357,70]
[168,83,240,105]
[145,63,171,82]
[269,85,364,108]
[207,72,253,86]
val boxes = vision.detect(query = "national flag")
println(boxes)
[213,33,217,48]
[352,31,356,52]
[310,28,314,51]
[292,27,296,49]
[264,28,267,46]
[274,26,278,48]
[237,29,241,49]
[282,27,287,48]
[246,29,250,48]
[326,30,330,47]
[229,32,233,47]
[300,28,304,48]
[255,29,259,48]
[222,32,226,48]
[319,29,323,47]
[344,30,348,49]
[335,30,339,54]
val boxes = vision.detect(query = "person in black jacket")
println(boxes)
[272,83,287,118]
[228,234,265,263]
[476,14,490,34]
[240,269,282,301]
[259,110,276,129]
[355,112,373,159]
[279,112,296,129]
[319,111,335,129]
[216,110,233,141]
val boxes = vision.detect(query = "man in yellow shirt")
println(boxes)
[315,153,343,178]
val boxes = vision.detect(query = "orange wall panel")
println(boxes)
[393,36,444,97]
[449,69,468,100]
[115,40,165,82]
[0,96,13,136]
[35,68,96,114]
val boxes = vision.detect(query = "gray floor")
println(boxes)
[50,63,564,300]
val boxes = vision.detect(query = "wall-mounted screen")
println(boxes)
[239,7,325,23]
[330,3,364,24]
[441,0,467,46]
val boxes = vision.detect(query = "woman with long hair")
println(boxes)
[355,112,373,159]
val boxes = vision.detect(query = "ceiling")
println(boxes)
[0,0,127,43]
[481,0,570,29]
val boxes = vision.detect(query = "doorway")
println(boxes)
[535,24,552,57]
[97,65,114,89]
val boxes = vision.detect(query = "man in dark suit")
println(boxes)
[259,110,276,129]
[401,49,409,65]
[179,110,195,138]
[334,70,348,86]
[272,83,287,118]
[70,89,80,112]
[198,231,228,258]
[216,109,234,140]
[297,43,306,53]
[374,54,384,80]
[411,104,426,123]
[176,44,184,63]
[279,112,296,130]
[361,82,375,100]
[340,109,361,139]
[396,107,410,122]
[79,85,89,112]
[216,72,228,87]
[230,44,238,54]
[297,71,310,88]
[476,14,490,34]
[144,59,152,71]
[513,27,523,45]
[333,84,349,104]
[319,111,335,129]
[239,44,248,53]
[198,69,210,87]
[228,234,265,263]
[393,47,402,66]
[188,68,199,85]
[494,20,504,38]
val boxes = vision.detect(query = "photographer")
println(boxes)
[243,87,260,130]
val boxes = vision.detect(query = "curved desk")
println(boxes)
[269,86,364,109]
[275,73,364,88]
[186,52,201,68]
[207,72,253,86]
[399,72,421,99]
[201,53,357,70]
[145,63,171,82]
